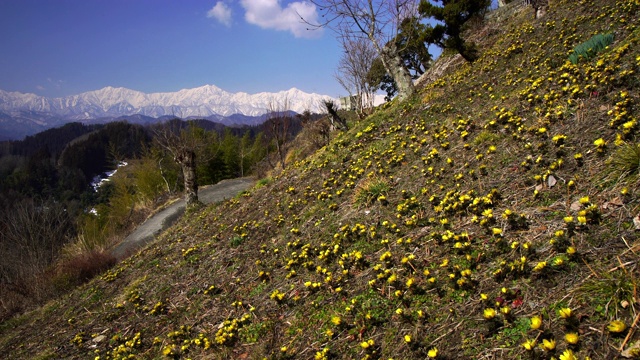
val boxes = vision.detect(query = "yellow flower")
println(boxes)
[522,339,536,351]
[565,332,579,344]
[483,308,496,320]
[530,315,542,330]
[404,335,412,343]
[607,320,627,333]
[427,347,438,358]
[533,261,547,272]
[559,349,577,360]
[541,338,556,351]
[594,138,606,149]
[553,256,565,267]
[331,316,341,326]
[558,307,572,319]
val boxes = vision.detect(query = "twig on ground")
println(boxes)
[620,311,640,352]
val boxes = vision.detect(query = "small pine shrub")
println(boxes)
[608,142,640,179]
[568,33,614,64]
[256,177,273,188]
[230,236,245,247]
[353,177,390,206]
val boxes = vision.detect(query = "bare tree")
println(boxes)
[0,199,73,301]
[309,0,418,100]
[265,99,293,170]
[153,120,206,208]
[335,35,378,116]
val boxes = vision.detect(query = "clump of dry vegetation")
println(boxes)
[1,0,639,359]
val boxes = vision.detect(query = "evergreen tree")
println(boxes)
[221,128,240,178]
[366,18,432,101]
[418,0,491,62]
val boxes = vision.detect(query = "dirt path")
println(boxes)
[111,177,255,261]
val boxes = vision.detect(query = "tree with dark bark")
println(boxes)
[264,101,293,170]
[152,120,206,209]
[418,0,491,62]
[309,0,418,100]
[367,17,432,101]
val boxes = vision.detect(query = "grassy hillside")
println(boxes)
[2,0,640,358]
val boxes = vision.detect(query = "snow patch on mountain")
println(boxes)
[0,85,334,120]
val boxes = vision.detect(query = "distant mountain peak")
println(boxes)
[0,85,335,140]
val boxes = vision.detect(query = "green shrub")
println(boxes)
[353,177,390,206]
[568,33,614,64]
[608,142,640,179]
[256,177,273,188]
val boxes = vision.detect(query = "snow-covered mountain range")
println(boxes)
[0,85,334,140]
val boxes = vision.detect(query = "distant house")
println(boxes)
[339,95,361,111]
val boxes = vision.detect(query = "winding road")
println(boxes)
[111,177,255,261]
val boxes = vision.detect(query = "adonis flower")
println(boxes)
[565,332,579,344]
[607,320,627,333]
[558,307,572,319]
[541,338,556,351]
[483,308,497,320]
[559,349,577,360]
[533,261,547,272]
[594,138,607,152]
[530,315,542,330]
[552,134,567,145]
[522,339,536,351]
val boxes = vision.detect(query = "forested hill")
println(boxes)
[0,122,100,157]
[2,0,640,359]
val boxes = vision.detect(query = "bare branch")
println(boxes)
[306,0,417,100]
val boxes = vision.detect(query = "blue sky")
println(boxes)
[0,0,346,98]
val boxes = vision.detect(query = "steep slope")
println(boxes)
[1,0,639,359]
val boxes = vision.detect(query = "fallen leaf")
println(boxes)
[547,175,557,188]
[633,216,640,230]
[92,335,106,343]
[610,197,624,206]
[570,201,582,211]
[621,341,640,358]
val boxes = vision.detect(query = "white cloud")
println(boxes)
[207,1,233,27]
[240,0,322,38]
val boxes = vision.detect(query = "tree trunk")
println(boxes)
[275,139,286,170]
[175,149,199,208]
[379,41,415,101]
